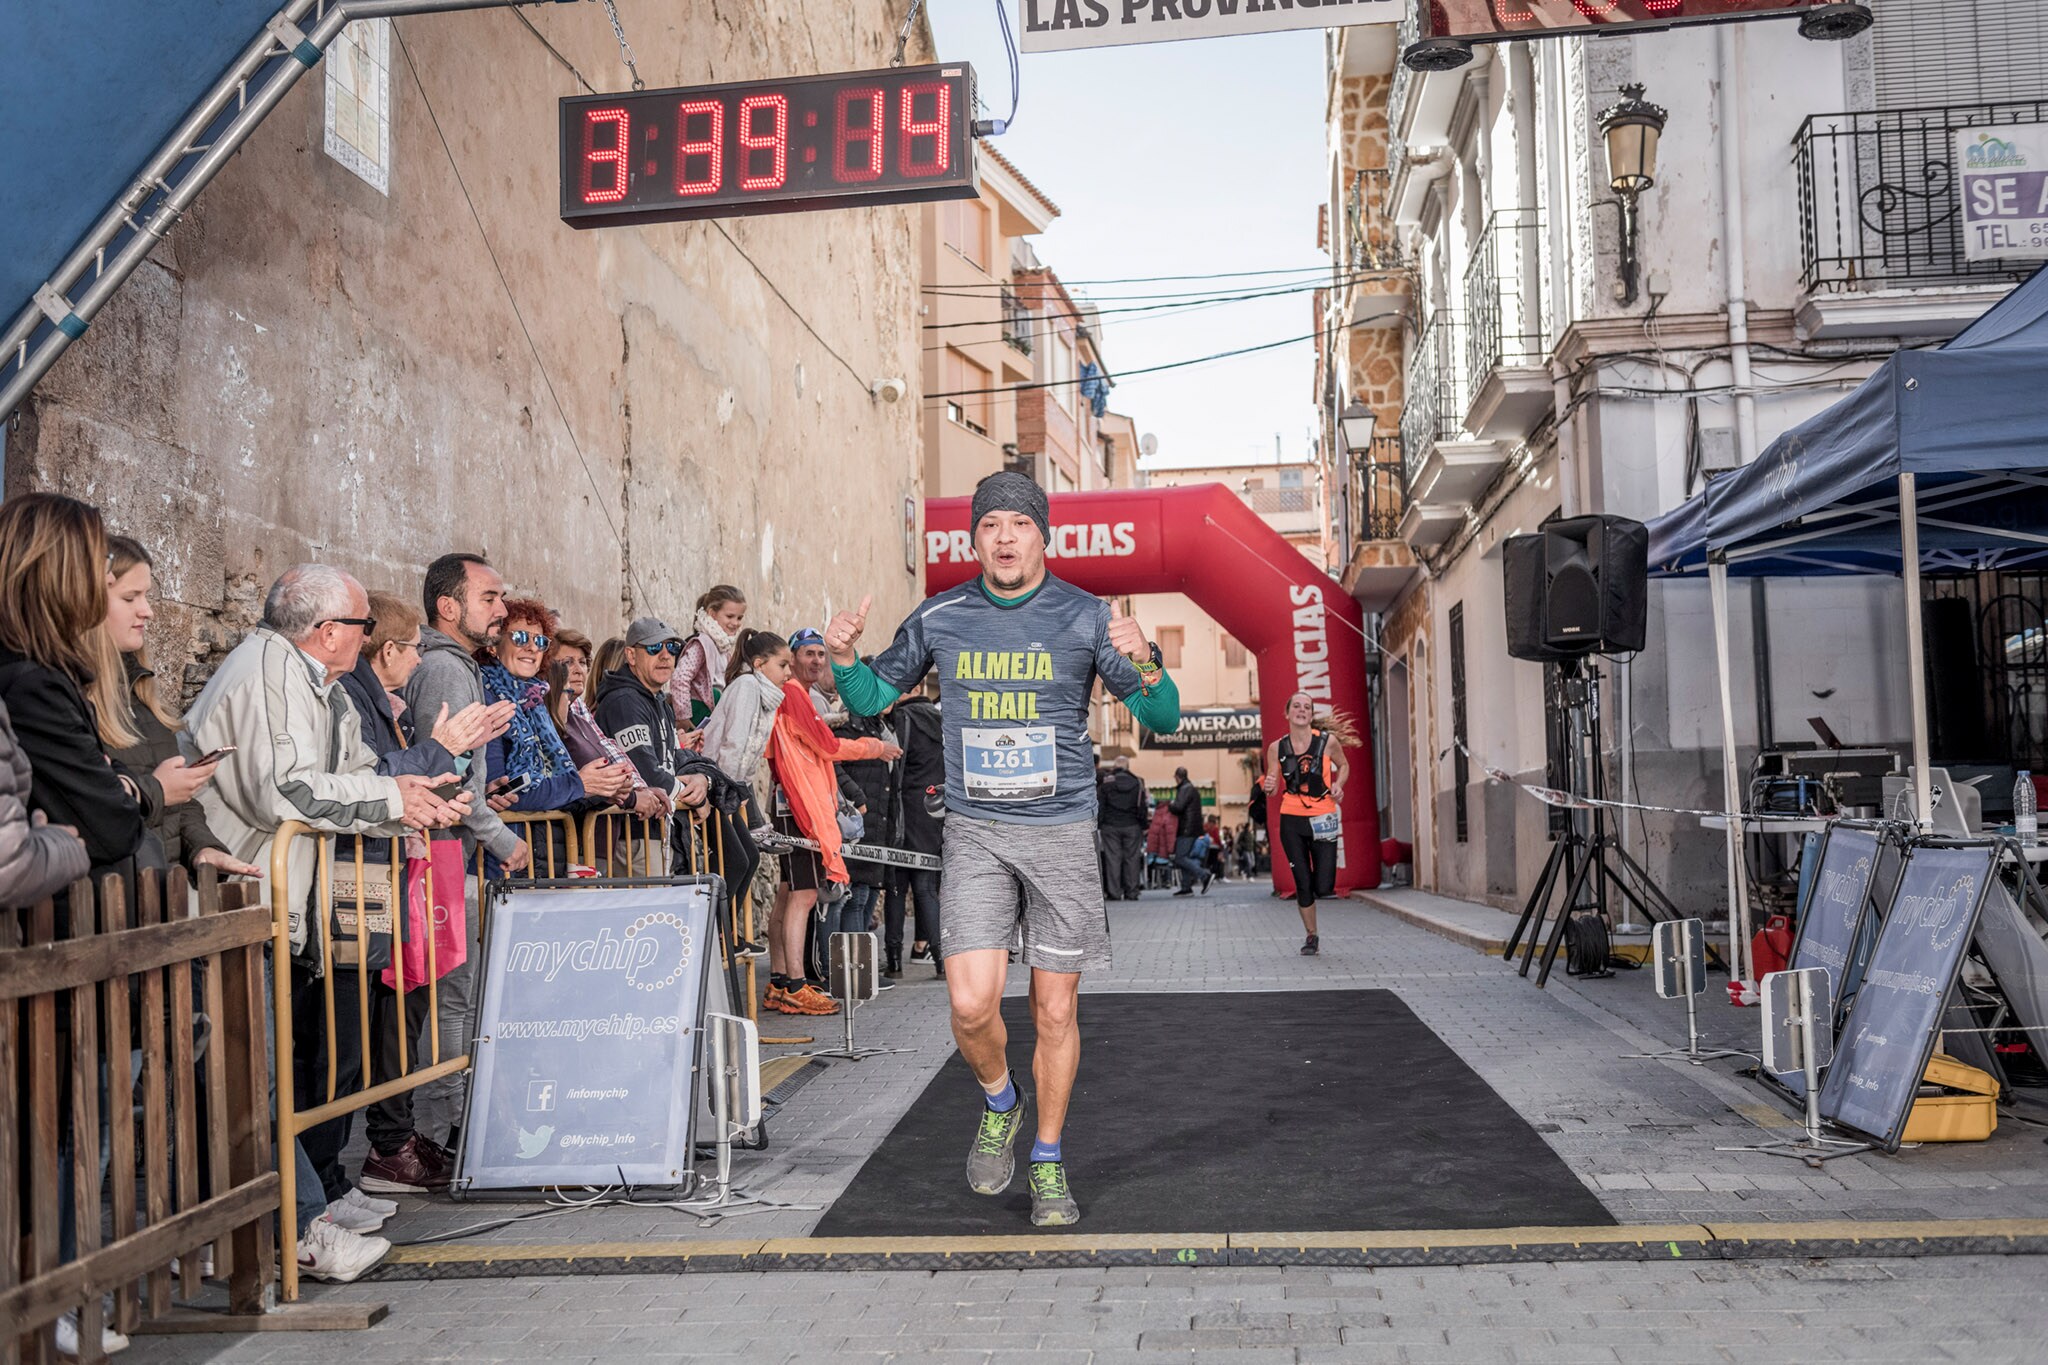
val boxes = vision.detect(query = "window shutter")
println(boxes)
[1873,0,2048,108]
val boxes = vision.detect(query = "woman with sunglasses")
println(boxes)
[478,599,633,873]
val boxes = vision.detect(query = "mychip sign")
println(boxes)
[459,880,718,1191]
[1958,124,2048,263]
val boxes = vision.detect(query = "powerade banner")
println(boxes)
[459,881,716,1190]
[1140,707,1261,750]
[1819,843,1994,1150]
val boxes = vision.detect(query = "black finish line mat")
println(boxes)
[811,989,1614,1238]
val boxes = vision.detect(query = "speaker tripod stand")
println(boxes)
[1502,659,1692,988]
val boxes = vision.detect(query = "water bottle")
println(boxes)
[2016,771,2038,846]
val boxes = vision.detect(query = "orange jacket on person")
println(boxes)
[767,681,888,885]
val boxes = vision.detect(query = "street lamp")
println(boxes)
[1339,402,1378,458]
[1597,83,1668,308]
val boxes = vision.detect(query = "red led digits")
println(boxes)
[580,107,630,204]
[897,81,951,177]
[1644,0,1684,10]
[834,86,885,184]
[1492,0,1534,19]
[675,98,725,196]
[1570,0,1619,14]
[738,94,789,191]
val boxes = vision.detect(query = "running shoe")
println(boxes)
[966,1091,1029,1195]
[1301,934,1320,956]
[297,1217,389,1283]
[1028,1160,1080,1226]
[764,985,803,1015]
[790,984,840,1015]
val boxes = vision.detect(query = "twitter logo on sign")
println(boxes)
[516,1124,554,1160]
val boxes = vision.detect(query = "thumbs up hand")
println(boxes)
[826,594,872,666]
[1106,610,1151,667]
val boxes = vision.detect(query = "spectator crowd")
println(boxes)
[0,491,961,1341]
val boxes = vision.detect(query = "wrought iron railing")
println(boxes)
[1387,5,1419,142]
[1401,310,1467,490]
[1795,99,2048,293]
[1000,287,1034,354]
[1464,208,1546,378]
[1347,168,1403,274]
[1355,436,1407,541]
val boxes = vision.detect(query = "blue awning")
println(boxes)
[1648,265,2048,578]
[0,1,282,343]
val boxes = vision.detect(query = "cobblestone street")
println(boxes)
[127,880,2048,1362]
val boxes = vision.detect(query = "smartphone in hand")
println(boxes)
[190,746,238,767]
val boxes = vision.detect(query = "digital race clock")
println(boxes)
[1421,0,1847,43]
[559,63,980,228]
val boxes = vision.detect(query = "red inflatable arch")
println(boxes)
[924,485,1380,895]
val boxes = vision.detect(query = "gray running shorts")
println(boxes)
[939,816,1110,973]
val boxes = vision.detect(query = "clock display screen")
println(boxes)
[560,63,979,227]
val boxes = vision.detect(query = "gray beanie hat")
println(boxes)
[970,470,1051,545]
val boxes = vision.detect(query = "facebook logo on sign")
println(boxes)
[527,1080,557,1113]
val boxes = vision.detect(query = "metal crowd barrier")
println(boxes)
[578,808,667,880]
[269,823,472,1304]
[3,867,278,1356]
[473,809,581,887]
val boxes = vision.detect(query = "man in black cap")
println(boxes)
[596,616,688,798]
[824,470,1182,1227]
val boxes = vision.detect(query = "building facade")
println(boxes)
[1319,2,2045,910]
[5,1,934,693]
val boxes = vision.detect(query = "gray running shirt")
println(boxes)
[868,575,1145,825]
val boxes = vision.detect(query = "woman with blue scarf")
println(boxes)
[479,598,635,874]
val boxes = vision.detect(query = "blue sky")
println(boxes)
[926,4,1330,470]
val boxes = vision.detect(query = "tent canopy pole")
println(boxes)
[1708,555,1752,982]
[1900,472,1934,829]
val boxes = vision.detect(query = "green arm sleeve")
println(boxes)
[833,659,903,717]
[1120,669,1181,734]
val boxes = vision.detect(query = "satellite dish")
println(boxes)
[1139,433,1159,458]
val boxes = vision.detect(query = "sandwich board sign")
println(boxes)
[1818,842,1994,1151]
[458,879,718,1190]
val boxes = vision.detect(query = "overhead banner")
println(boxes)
[1019,0,1399,54]
[1140,707,1262,750]
[458,880,718,1191]
[1958,123,2048,263]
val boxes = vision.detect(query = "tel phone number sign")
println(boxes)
[560,63,980,227]
[1958,124,2048,263]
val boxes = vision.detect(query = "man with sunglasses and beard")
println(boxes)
[596,617,689,804]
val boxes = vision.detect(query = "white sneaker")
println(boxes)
[54,1306,130,1356]
[344,1186,399,1219]
[297,1216,390,1283]
[324,1195,387,1234]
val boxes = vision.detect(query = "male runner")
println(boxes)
[825,471,1180,1226]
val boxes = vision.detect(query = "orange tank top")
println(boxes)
[1277,730,1337,818]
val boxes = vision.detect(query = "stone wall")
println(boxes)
[6,1,929,702]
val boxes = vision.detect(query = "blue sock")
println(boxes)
[1030,1138,1062,1164]
[983,1074,1017,1113]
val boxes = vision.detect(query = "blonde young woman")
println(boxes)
[1260,691,1354,957]
[94,536,259,879]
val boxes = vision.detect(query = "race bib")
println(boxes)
[961,725,1057,802]
[1309,811,1342,842]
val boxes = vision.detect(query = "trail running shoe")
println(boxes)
[1301,934,1320,956]
[1029,1160,1080,1226]
[791,984,840,1015]
[966,1092,1029,1195]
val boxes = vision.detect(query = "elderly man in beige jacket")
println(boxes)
[182,562,468,1285]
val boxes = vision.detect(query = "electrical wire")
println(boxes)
[921,263,1341,289]
[984,0,1021,135]
[925,308,1407,399]
[920,269,1392,343]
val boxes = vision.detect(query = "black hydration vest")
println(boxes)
[1278,732,1330,800]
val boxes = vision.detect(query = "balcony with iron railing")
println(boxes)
[1345,433,1422,611]
[1461,207,1551,438]
[1795,99,2044,337]
[1344,167,1410,328]
[1000,287,1034,355]
[1399,308,1506,547]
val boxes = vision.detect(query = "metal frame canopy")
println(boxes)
[1423,0,1820,45]
[0,0,571,427]
[1645,265,2048,976]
